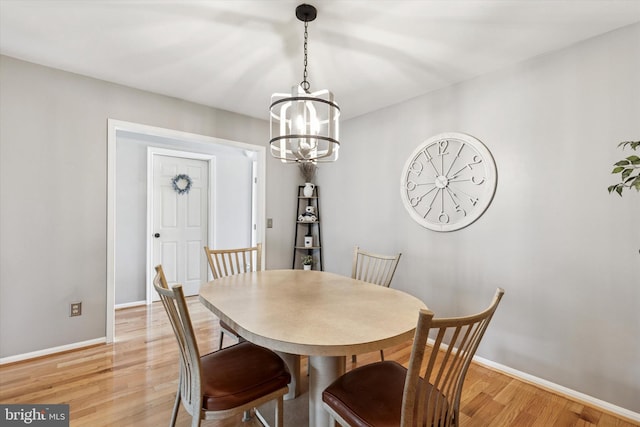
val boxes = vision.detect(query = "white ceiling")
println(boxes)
[1,0,639,120]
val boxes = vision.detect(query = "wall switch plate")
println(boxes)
[70,302,82,317]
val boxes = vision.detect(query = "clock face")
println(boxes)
[400,132,497,232]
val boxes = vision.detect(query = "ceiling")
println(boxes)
[1,0,639,121]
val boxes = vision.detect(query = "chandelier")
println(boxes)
[269,4,340,163]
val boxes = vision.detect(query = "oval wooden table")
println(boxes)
[199,269,426,427]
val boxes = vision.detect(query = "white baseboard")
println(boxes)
[115,300,146,310]
[0,338,105,365]
[473,355,640,423]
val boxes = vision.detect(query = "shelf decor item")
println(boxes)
[304,235,313,247]
[299,162,317,183]
[302,255,313,270]
[303,182,315,197]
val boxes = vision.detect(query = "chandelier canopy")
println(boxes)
[269,4,340,163]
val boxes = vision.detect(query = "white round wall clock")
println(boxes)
[400,132,497,232]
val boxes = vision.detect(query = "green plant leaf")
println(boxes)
[624,173,638,183]
[618,141,640,150]
[608,141,640,196]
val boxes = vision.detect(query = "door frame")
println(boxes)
[107,119,266,343]
[146,148,215,304]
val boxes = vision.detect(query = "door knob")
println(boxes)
[154,233,160,238]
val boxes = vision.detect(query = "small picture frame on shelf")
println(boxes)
[304,235,313,247]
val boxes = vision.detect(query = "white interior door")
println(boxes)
[151,154,209,299]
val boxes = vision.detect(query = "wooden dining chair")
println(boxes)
[203,243,262,349]
[323,288,504,427]
[352,245,402,288]
[352,245,402,362]
[204,243,262,279]
[153,265,290,427]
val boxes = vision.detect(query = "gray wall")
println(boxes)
[320,24,640,412]
[1,23,638,415]
[0,55,297,357]
[115,131,255,304]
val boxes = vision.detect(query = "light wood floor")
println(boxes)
[1,297,637,427]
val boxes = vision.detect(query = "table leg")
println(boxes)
[275,351,300,400]
[308,355,345,427]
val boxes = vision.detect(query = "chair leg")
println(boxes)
[380,349,384,361]
[275,396,283,427]
[351,355,357,363]
[170,389,181,427]
[242,409,252,422]
[192,411,202,427]
[218,331,224,350]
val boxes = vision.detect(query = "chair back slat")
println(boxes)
[204,244,262,280]
[401,288,504,427]
[351,245,401,287]
[153,265,203,418]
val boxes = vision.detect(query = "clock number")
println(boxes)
[438,140,449,156]
[438,211,450,223]
[451,155,483,179]
[408,161,423,176]
[446,188,467,217]
[437,140,450,177]
[471,176,485,185]
[466,155,482,169]
[421,148,433,162]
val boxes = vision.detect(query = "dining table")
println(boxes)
[199,269,427,427]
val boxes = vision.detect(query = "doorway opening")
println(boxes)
[107,119,266,342]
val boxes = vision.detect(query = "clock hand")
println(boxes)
[447,183,480,206]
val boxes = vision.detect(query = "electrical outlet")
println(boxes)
[70,302,82,317]
[267,218,273,228]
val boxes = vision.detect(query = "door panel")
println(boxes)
[152,155,209,298]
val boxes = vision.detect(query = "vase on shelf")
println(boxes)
[303,182,315,197]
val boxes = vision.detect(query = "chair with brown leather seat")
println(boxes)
[351,245,402,362]
[153,265,290,427]
[323,288,504,427]
[203,243,262,349]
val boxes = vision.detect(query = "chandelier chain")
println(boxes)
[301,20,310,92]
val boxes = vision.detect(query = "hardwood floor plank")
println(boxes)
[0,297,637,427]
